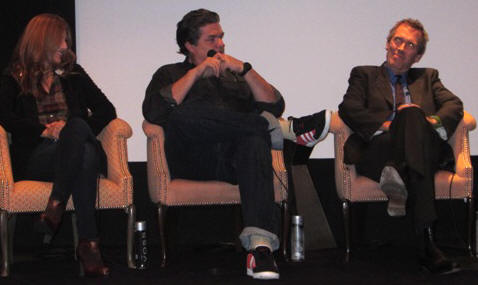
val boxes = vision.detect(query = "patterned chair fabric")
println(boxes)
[142,120,289,266]
[0,118,136,277]
[329,110,476,261]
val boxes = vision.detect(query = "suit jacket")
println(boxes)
[338,63,463,164]
[0,64,117,179]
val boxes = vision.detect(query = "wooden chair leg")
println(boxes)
[281,201,290,261]
[342,200,351,263]
[0,210,9,277]
[126,204,136,269]
[7,214,15,265]
[234,205,243,252]
[157,203,168,267]
[465,197,475,257]
[71,213,79,260]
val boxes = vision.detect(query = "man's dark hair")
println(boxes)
[176,9,220,56]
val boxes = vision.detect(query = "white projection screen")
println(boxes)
[75,0,478,161]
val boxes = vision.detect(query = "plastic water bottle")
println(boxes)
[291,215,305,262]
[135,221,148,269]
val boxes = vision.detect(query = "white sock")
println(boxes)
[250,235,273,251]
[279,118,296,141]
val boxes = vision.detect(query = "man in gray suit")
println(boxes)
[338,18,463,274]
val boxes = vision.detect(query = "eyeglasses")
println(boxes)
[391,36,417,51]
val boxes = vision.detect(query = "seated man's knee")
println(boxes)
[398,106,425,119]
[396,106,429,125]
[393,106,432,133]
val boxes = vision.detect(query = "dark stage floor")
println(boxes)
[2,243,478,285]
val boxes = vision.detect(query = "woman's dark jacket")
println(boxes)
[0,64,116,180]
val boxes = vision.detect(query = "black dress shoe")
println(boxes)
[419,227,460,275]
[419,247,460,274]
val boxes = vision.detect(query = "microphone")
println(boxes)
[207,49,217,57]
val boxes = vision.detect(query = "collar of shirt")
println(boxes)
[385,64,408,86]
[182,57,195,69]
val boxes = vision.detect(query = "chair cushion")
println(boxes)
[347,170,471,202]
[164,179,240,206]
[5,178,128,213]
[160,178,285,206]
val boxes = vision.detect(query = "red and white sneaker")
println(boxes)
[289,109,331,147]
[246,246,279,280]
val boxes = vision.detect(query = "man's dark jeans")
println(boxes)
[164,102,280,236]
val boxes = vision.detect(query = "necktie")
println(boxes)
[394,75,405,107]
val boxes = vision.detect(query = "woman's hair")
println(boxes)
[9,13,76,97]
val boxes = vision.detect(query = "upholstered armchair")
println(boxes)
[329,110,476,262]
[0,118,136,277]
[142,120,289,267]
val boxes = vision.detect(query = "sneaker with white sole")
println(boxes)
[246,246,279,280]
[288,109,331,147]
[379,165,408,217]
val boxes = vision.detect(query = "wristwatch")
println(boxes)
[239,62,252,76]
[429,115,442,128]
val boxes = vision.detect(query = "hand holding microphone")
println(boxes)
[195,49,223,78]
[207,50,246,75]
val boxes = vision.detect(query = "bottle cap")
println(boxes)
[135,221,147,231]
[291,215,304,225]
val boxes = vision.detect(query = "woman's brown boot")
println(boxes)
[35,198,66,235]
[77,239,110,277]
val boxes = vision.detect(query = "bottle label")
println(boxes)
[291,224,305,261]
[135,231,148,269]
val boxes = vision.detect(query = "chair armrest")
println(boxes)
[96,118,133,196]
[330,111,356,201]
[329,110,352,138]
[142,119,164,140]
[463,111,476,131]
[272,149,288,201]
[0,125,14,208]
[448,111,475,177]
[142,120,170,203]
